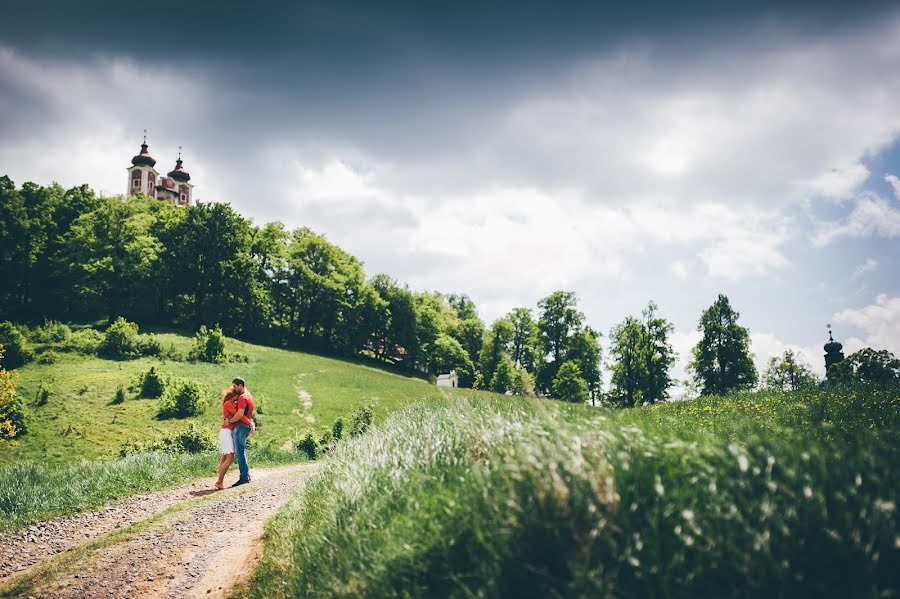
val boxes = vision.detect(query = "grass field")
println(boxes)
[1,329,441,465]
[247,385,899,598]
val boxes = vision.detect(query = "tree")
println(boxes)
[490,355,516,393]
[430,334,476,387]
[551,361,589,403]
[828,348,900,385]
[508,307,539,372]
[479,317,514,386]
[762,349,818,391]
[536,291,585,394]
[689,294,757,395]
[641,301,676,404]
[510,364,535,396]
[0,345,26,443]
[609,316,645,407]
[567,327,602,404]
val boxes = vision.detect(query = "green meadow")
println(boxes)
[248,386,899,598]
[1,330,441,465]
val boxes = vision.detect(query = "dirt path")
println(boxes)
[0,463,318,599]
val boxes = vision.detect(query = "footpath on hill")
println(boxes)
[0,462,319,599]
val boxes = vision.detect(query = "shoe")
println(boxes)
[230,478,250,488]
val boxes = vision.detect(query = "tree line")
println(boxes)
[2,176,897,403]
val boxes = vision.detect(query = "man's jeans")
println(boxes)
[232,424,251,481]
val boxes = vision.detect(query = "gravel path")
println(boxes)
[1,463,318,599]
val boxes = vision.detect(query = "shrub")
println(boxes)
[34,382,51,406]
[111,385,126,405]
[331,417,344,441]
[30,320,72,344]
[189,325,227,364]
[99,317,142,360]
[139,334,163,357]
[138,366,166,399]
[64,329,103,355]
[37,351,59,365]
[161,343,186,362]
[349,403,374,437]
[0,348,25,443]
[119,424,215,456]
[295,430,319,459]
[551,360,589,403]
[0,322,33,369]
[157,381,205,419]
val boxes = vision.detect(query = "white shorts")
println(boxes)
[219,428,235,454]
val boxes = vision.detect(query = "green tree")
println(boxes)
[430,334,476,387]
[609,316,645,407]
[508,307,539,372]
[0,345,26,443]
[762,349,818,391]
[490,355,516,394]
[828,348,900,385]
[551,360,589,403]
[479,317,515,387]
[641,301,676,404]
[510,364,535,396]
[567,327,603,404]
[537,291,585,394]
[690,294,758,395]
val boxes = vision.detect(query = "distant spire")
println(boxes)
[143,129,147,144]
[178,145,182,160]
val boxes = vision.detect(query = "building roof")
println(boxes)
[131,142,157,167]
[167,158,191,182]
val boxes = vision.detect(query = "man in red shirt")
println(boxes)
[225,377,255,486]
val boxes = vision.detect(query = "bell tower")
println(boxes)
[126,131,159,198]
[824,324,845,379]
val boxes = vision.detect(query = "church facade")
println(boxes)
[126,138,193,206]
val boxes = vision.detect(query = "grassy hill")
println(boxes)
[247,386,899,598]
[1,330,442,465]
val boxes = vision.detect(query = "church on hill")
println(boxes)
[126,136,194,206]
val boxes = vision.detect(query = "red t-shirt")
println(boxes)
[223,391,252,428]
[222,399,239,430]
[236,390,254,424]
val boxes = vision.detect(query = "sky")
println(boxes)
[2,1,899,387]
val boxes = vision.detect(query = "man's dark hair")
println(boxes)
[232,377,246,387]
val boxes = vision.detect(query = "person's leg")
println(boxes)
[216,454,234,488]
[234,425,251,481]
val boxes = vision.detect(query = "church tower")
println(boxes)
[126,133,159,198]
[166,148,193,206]
[824,325,845,379]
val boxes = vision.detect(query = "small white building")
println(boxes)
[436,370,459,388]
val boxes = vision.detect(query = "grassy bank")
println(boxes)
[2,329,440,465]
[248,386,899,598]
[0,445,307,533]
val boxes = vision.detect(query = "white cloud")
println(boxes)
[750,332,825,378]
[851,257,879,279]
[833,294,900,356]
[812,191,900,246]
[669,260,689,280]
[886,174,900,199]
[806,163,871,200]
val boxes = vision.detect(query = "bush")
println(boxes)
[99,317,142,360]
[157,381,205,419]
[37,351,59,365]
[551,360,589,403]
[119,424,215,457]
[0,348,25,443]
[295,430,319,459]
[331,417,344,441]
[34,382,51,406]
[0,322,33,369]
[189,325,227,364]
[64,328,103,355]
[138,366,166,399]
[349,403,374,437]
[29,321,72,344]
[139,334,163,357]
[111,385,126,405]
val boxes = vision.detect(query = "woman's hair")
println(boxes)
[221,385,237,403]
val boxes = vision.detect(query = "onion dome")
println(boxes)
[131,142,157,167]
[824,330,843,354]
[167,157,191,183]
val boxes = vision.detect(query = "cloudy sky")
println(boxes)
[2,1,899,385]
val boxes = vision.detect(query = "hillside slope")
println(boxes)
[1,331,441,465]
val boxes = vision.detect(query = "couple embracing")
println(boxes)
[215,377,255,489]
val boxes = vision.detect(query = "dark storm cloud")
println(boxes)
[4,0,896,68]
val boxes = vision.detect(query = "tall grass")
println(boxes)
[248,387,899,598]
[0,444,308,532]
